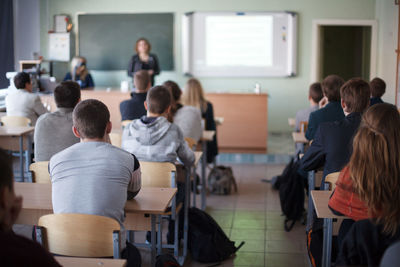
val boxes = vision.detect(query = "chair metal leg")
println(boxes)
[157,215,162,255]
[174,210,179,259]
[19,136,24,182]
[151,214,156,267]
[307,170,315,230]
[113,230,121,259]
[322,217,333,267]
[192,167,197,207]
[201,142,207,210]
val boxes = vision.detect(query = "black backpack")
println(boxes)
[155,254,181,267]
[188,207,245,263]
[278,156,306,231]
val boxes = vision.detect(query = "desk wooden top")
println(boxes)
[292,132,308,143]
[55,256,127,267]
[14,183,177,215]
[194,151,203,167]
[201,130,215,141]
[0,126,34,136]
[311,190,349,219]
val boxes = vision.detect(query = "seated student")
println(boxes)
[120,70,150,121]
[49,99,141,256]
[0,149,61,266]
[163,80,202,142]
[34,81,81,161]
[122,85,194,167]
[6,72,47,125]
[328,103,400,266]
[63,56,94,89]
[369,77,386,106]
[183,78,218,163]
[305,75,345,140]
[294,82,323,132]
[301,78,370,182]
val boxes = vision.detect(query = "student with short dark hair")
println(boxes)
[121,85,195,167]
[163,80,202,141]
[0,149,61,266]
[49,99,141,253]
[305,74,345,140]
[34,81,81,161]
[369,77,386,106]
[301,78,371,183]
[6,72,47,125]
[120,70,151,121]
[294,82,323,132]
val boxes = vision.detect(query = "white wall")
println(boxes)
[375,0,398,104]
[13,0,41,70]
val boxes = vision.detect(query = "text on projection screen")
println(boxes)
[205,16,273,67]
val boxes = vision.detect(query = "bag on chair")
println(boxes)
[207,166,238,195]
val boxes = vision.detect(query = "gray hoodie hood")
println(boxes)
[128,116,171,145]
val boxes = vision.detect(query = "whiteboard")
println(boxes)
[48,33,71,62]
[182,12,297,77]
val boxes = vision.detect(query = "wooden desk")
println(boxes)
[206,93,268,153]
[55,257,127,267]
[41,90,268,153]
[0,126,34,182]
[292,132,308,143]
[14,182,176,267]
[311,190,348,267]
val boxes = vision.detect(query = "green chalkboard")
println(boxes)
[78,13,174,71]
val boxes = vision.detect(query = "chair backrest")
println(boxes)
[30,161,51,183]
[38,213,121,258]
[380,241,400,267]
[1,116,31,126]
[184,137,197,150]
[109,132,122,148]
[139,161,176,188]
[325,172,340,191]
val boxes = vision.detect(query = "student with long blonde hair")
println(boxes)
[63,56,94,89]
[329,103,400,265]
[183,78,218,162]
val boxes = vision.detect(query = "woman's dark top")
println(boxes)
[63,72,95,89]
[127,53,160,86]
[201,101,218,163]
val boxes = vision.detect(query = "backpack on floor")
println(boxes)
[208,166,238,195]
[155,254,181,267]
[278,155,306,231]
[188,207,245,263]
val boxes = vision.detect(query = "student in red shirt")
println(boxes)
[329,103,400,233]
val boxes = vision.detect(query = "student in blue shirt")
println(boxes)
[64,56,94,89]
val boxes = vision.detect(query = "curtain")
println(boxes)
[0,0,14,88]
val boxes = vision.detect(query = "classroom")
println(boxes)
[0,0,398,266]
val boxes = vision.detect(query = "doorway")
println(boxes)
[311,20,377,82]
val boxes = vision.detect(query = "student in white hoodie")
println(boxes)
[5,72,47,125]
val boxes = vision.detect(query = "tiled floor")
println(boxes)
[133,163,309,267]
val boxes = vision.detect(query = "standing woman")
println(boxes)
[183,78,218,163]
[63,56,94,89]
[127,38,160,86]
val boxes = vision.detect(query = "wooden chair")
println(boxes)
[0,116,31,126]
[184,137,197,150]
[325,172,340,191]
[109,132,122,148]
[35,213,121,258]
[29,161,50,183]
[128,161,182,258]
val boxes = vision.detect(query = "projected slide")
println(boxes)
[205,16,273,67]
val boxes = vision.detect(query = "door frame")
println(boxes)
[310,19,378,82]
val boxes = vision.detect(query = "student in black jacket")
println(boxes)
[301,78,371,184]
[120,70,151,121]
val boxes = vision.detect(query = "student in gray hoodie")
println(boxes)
[121,85,195,169]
